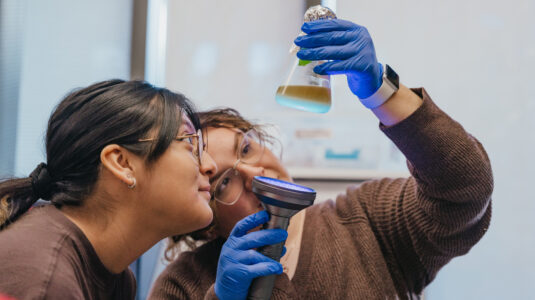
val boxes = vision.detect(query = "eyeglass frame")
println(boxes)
[209,128,266,206]
[138,129,204,165]
[210,160,244,206]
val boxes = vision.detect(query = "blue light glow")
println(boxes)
[255,176,315,193]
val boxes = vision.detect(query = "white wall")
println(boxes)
[163,1,411,179]
[14,0,133,176]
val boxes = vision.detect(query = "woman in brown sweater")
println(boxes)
[0,80,221,299]
[149,19,493,300]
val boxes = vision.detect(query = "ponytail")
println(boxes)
[0,163,53,230]
[0,178,36,230]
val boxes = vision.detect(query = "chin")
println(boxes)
[197,204,214,226]
[181,214,213,236]
[202,211,214,228]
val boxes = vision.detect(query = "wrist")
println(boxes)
[214,285,221,299]
[207,284,220,300]
[359,64,399,109]
[347,63,383,99]
[371,84,423,126]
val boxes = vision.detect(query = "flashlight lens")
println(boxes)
[254,176,314,193]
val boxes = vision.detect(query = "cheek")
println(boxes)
[144,157,198,201]
[166,152,198,181]
[152,168,195,195]
[260,153,290,181]
[216,194,260,234]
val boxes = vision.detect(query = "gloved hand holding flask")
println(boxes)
[294,19,385,107]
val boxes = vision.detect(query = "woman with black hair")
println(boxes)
[0,79,228,299]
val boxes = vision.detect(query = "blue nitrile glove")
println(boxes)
[214,210,288,300]
[294,19,384,101]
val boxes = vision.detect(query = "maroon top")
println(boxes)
[0,205,136,299]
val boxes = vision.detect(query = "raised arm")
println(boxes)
[296,19,493,294]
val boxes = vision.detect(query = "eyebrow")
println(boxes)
[210,131,241,185]
[233,130,241,156]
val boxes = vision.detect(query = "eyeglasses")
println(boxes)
[210,129,265,205]
[138,129,204,165]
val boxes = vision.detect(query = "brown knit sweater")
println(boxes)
[148,88,493,300]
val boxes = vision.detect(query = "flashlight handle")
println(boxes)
[247,217,289,300]
[247,242,283,300]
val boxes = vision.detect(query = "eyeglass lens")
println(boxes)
[195,129,203,165]
[213,169,243,205]
[212,130,265,205]
[237,130,264,165]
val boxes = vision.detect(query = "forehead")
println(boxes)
[206,127,240,167]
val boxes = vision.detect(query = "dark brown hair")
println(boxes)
[0,79,200,229]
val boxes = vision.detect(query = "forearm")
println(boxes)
[357,93,493,289]
[380,88,493,204]
[371,84,423,126]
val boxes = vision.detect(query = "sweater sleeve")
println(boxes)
[346,88,493,295]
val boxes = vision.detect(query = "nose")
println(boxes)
[235,163,265,191]
[199,151,218,177]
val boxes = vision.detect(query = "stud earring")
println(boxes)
[126,174,136,189]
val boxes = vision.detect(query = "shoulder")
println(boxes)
[0,206,80,298]
[168,238,222,277]
[150,239,223,299]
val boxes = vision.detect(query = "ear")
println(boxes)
[100,144,139,187]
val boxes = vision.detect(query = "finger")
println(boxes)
[230,210,269,237]
[313,59,377,76]
[246,262,284,278]
[294,30,359,48]
[281,246,287,257]
[297,44,358,61]
[235,249,280,265]
[301,19,360,34]
[235,229,288,250]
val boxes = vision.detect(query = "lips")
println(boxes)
[198,185,211,201]
[199,185,211,192]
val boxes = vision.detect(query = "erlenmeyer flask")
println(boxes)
[276,59,331,113]
[275,5,337,114]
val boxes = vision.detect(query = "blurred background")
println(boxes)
[1,0,534,299]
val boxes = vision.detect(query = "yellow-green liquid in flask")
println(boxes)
[275,85,332,113]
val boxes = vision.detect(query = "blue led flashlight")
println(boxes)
[247,176,316,300]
